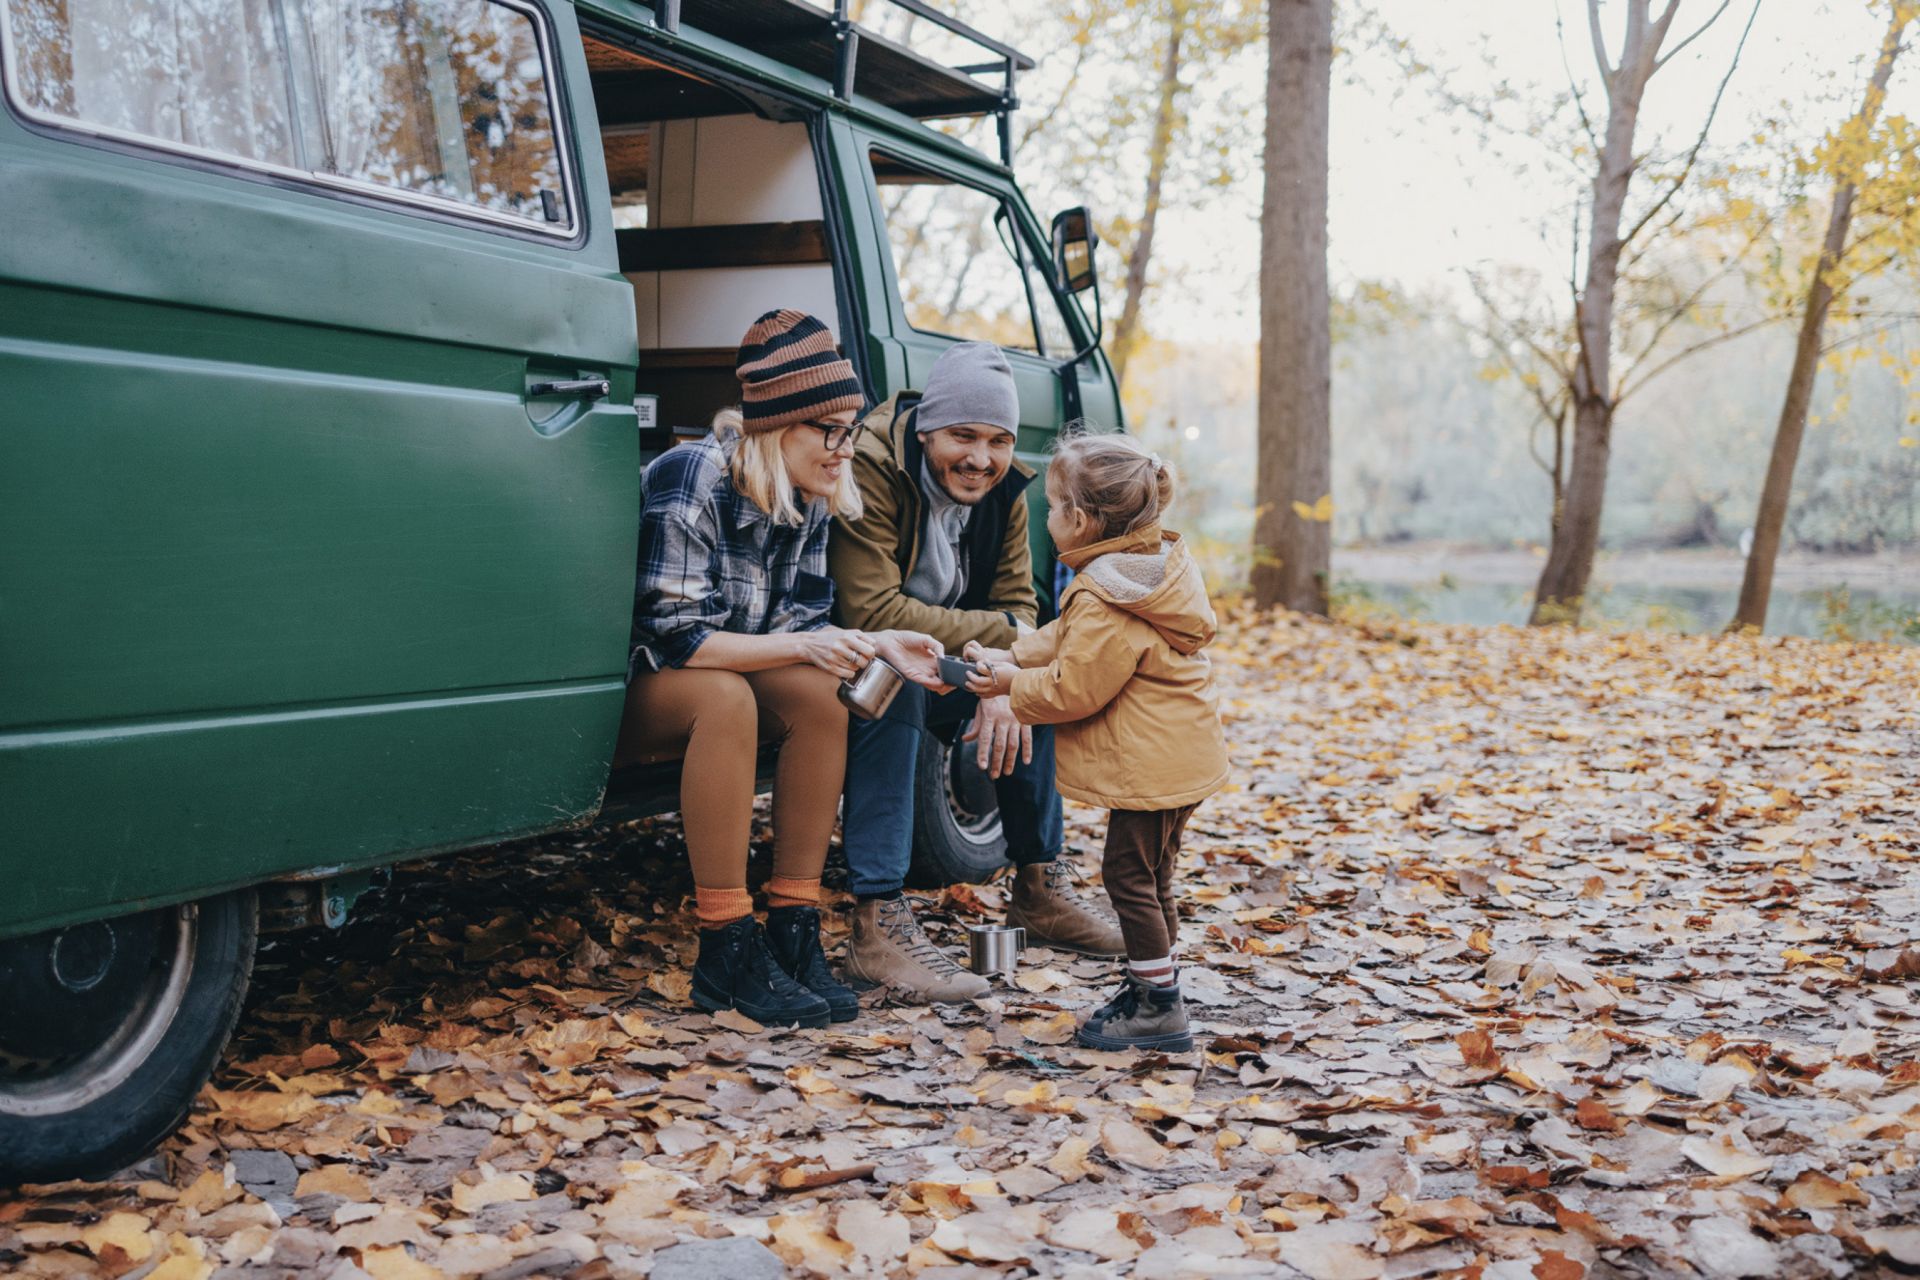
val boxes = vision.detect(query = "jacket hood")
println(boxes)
[1061,525,1215,655]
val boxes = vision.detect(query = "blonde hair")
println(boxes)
[1048,429,1176,541]
[713,407,864,526]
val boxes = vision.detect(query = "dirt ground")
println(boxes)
[5,609,1919,1279]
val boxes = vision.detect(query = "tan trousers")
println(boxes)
[615,665,848,925]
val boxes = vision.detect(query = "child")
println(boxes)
[965,432,1229,1051]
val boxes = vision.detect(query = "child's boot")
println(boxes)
[1075,974,1193,1052]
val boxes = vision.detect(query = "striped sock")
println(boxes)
[1128,956,1177,987]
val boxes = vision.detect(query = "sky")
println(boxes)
[1141,0,1910,342]
[862,0,1911,344]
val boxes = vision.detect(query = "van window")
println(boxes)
[2,0,572,231]
[870,149,1075,358]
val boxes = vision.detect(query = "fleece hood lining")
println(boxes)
[1079,540,1173,603]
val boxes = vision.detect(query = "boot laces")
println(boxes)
[1043,860,1099,909]
[881,898,965,975]
[1095,980,1142,1022]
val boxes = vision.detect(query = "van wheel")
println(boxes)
[0,891,256,1185]
[907,719,1011,887]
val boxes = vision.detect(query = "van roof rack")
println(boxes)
[652,0,1035,163]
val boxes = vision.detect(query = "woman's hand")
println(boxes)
[872,630,948,690]
[798,626,877,679]
[964,662,1016,700]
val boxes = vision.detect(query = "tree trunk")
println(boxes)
[1109,0,1188,387]
[1731,10,1909,632]
[1251,0,1332,615]
[1530,0,1667,625]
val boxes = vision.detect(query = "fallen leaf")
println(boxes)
[1100,1117,1170,1170]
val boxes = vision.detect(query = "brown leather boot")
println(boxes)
[844,897,991,1004]
[1006,861,1125,957]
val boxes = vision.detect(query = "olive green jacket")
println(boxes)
[828,392,1038,652]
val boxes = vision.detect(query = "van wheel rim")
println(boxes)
[944,724,1004,846]
[0,905,197,1117]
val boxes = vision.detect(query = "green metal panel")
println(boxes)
[0,0,639,938]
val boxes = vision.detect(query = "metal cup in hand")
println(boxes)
[838,657,905,721]
[967,924,1026,976]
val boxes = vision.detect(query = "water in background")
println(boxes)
[1345,576,1920,641]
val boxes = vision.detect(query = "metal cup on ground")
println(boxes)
[967,924,1026,976]
[838,657,905,721]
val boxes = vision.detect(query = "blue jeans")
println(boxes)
[842,683,1063,896]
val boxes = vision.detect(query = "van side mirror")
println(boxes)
[1051,206,1098,294]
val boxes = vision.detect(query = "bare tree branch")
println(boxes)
[1557,4,1601,153]
[1588,0,1616,92]
[1620,0,1762,248]
[1615,316,1778,402]
[1656,0,1734,70]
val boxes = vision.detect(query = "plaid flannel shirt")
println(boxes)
[630,434,836,673]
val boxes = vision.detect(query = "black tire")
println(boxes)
[906,718,1012,887]
[0,890,257,1185]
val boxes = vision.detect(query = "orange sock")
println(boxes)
[694,886,754,928]
[766,875,822,910]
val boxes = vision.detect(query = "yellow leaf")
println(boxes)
[1291,493,1335,522]
[1900,436,1917,448]
[450,1170,536,1214]
[361,1245,446,1280]
[148,1236,214,1280]
[296,1164,373,1201]
[80,1212,155,1263]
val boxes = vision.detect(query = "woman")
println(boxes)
[622,309,947,1028]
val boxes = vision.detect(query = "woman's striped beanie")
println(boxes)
[735,310,867,434]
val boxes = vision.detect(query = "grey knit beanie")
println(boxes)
[915,342,1019,436]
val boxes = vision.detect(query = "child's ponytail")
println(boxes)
[1050,429,1177,540]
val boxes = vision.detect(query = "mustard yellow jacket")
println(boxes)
[1009,525,1229,810]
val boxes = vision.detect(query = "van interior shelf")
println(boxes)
[616,221,830,272]
[647,0,1034,148]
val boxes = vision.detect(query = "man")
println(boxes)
[829,342,1124,1003]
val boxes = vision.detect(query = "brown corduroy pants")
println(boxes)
[1101,804,1200,961]
[615,665,848,925]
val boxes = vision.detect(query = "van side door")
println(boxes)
[0,0,637,934]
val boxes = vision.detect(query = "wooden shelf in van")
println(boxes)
[617,221,829,273]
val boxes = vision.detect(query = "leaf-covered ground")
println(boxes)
[7,610,1920,1279]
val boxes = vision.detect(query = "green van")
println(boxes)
[0,0,1121,1181]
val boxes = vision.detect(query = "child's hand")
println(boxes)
[965,662,1016,699]
[963,640,1015,668]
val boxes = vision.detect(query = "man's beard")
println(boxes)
[934,464,998,506]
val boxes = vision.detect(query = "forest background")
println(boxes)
[856,0,1920,639]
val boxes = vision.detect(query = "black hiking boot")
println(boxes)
[764,905,860,1023]
[690,917,832,1028]
[1075,974,1194,1052]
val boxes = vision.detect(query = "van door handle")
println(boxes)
[528,378,611,400]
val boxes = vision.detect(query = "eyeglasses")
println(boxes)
[803,419,867,452]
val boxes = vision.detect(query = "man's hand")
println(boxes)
[872,629,948,690]
[961,694,1032,779]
